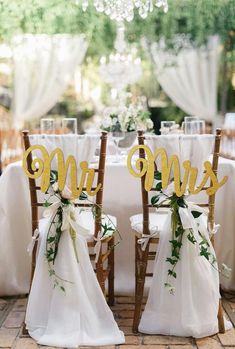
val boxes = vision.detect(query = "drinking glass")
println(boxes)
[224,113,235,130]
[62,118,77,134]
[112,131,125,163]
[183,121,200,134]
[198,120,206,134]
[160,121,176,135]
[40,118,55,134]
[184,116,198,122]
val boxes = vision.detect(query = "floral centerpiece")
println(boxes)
[100,104,154,133]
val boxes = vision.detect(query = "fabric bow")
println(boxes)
[27,228,40,256]
[178,202,207,231]
[43,201,91,263]
[43,201,90,238]
[94,231,106,263]
[137,229,159,251]
[176,201,220,250]
[209,223,220,235]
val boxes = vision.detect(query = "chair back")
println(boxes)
[137,129,222,239]
[22,130,107,278]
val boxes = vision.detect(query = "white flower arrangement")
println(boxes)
[100,104,153,133]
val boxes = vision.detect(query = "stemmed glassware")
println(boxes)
[112,131,126,163]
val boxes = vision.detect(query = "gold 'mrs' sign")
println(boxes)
[23,145,100,198]
[127,145,228,197]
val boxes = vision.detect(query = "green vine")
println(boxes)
[43,170,121,292]
[151,170,220,294]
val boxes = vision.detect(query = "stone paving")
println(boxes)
[0,295,235,349]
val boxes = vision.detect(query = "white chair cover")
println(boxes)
[139,212,222,337]
[25,134,124,346]
[146,134,214,184]
[29,134,100,184]
[130,212,167,236]
[29,134,99,168]
[138,134,231,337]
[26,215,124,347]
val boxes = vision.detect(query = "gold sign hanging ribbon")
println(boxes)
[137,230,160,251]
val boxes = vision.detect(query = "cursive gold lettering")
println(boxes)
[127,145,228,196]
[23,145,101,199]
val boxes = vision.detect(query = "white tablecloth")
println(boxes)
[0,156,235,296]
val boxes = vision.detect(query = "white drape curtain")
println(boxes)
[150,36,220,121]
[12,34,88,127]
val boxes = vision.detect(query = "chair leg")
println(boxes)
[135,237,138,295]
[22,322,28,335]
[96,260,106,295]
[218,299,225,333]
[22,245,37,336]
[108,237,115,306]
[133,237,149,333]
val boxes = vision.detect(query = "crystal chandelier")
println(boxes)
[74,0,168,22]
[99,23,142,94]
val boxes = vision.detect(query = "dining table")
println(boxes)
[0,148,235,296]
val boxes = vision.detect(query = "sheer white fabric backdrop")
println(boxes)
[149,36,220,121]
[12,34,88,127]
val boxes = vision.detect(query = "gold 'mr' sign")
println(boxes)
[127,145,227,196]
[23,145,100,198]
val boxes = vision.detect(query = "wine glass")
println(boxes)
[112,131,126,163]
[118,132,137,156]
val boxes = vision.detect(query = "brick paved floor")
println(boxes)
[0,295,235,349]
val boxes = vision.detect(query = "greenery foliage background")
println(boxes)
[0,0,234,51]
[0,0,234,125]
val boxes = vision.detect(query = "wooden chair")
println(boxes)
[22,130,115,307]
[132,129,225,334]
